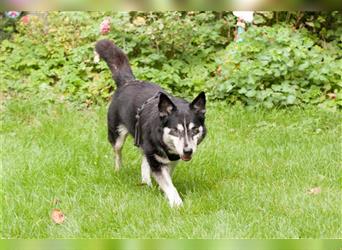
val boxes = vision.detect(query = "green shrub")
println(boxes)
[0,11,232,105]
[0,11,341,109]
[212,25,342,108]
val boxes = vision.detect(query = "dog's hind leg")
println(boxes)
[108,124,128,171]
[141,155,152,186]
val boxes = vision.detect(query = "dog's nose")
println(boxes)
[183,147,193,155]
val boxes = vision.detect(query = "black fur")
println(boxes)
[95,39,135,87]
[95,39,206,173]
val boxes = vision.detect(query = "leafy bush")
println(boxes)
[0,12,18,41]
[0,11,231,105]
[0,11,341,109]
[1,12,110,104]
[253,11,342,46]
[212,25,342,108]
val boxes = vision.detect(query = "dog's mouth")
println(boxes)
[181,154,192,161]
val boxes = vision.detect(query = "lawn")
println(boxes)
[1,97,341,238]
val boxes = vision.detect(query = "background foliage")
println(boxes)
[0,11,341,108]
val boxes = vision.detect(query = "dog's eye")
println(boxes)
[191,127,200,134]
[170,128,179,135]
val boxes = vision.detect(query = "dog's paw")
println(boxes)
[114,164,121,172]
[168,193,183,208]
[141,178,152,187]
[114,160,122,172]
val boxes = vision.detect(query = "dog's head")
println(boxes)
[159,92,206,161]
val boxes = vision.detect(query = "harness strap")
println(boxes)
[134,92,161,147]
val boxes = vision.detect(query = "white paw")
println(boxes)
[115,158,122,171]
[141,177,152,187]
[168,192,183,208]
[114,164,121,172]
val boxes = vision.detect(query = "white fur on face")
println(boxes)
[177,124,184,131]
[185,123,203,154]
[193,126,203,149]
[162,123,204,157]
[162,127,184,155]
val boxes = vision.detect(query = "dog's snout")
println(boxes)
[183,147,193,155]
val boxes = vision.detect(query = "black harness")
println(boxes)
[134,92,161,147]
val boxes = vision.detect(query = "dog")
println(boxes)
[95,39,206,207]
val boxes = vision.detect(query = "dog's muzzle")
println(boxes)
[181,148,193,161]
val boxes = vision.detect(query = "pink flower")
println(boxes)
[21,15,30,25]
[5,11,21,18]
[100,19,110,35]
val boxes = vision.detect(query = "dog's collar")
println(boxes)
[158,139,181,161]
[165,152,180,161]
[134,92,161,147]
[155,146,180,162]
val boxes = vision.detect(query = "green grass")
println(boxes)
[1,97,341,238]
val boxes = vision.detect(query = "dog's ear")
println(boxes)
[190,92,206,115]
[158,92,177,118]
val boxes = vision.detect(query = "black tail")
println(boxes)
[95,39,135,87]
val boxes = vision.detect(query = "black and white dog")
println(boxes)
[95,39,206,207]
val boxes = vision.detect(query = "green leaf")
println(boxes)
[286,95,296,104]
[246,89,256,97]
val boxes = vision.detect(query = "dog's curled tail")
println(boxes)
[95,39,135,87]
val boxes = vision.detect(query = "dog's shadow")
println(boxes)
[172,170,219,196]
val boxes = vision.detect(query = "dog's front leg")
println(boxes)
[152,166,183,208]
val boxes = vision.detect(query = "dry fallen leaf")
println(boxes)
[216,65,222,75]
[51,209,65,224]
[307,187,321,195]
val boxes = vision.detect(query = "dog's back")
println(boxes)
[95,40,166,144]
